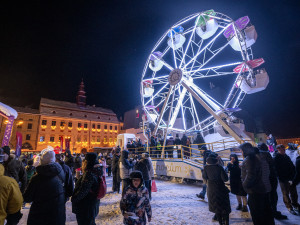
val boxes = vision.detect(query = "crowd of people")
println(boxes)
[199,142,300,225]
[0,146,153,225]
[0,135,300,225]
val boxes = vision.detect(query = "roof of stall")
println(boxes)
[0,101,18,119]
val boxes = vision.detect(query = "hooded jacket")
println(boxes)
[134,158,150,181]
[23,162,66,225]
[3,156,27,193]
[120,171,152,225]
[274,152,296,182]
[241,146,266,194]
[0,164,23,225]
[119,150,134,179]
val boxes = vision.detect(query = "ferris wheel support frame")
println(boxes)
[181,80,244,144]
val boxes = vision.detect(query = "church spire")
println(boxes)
[76,79,86,107]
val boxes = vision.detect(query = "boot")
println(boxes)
[236,204,242,210]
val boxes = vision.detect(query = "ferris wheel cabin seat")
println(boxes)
[196,19,219,39]
[167,26,186,50]
[229,25,258,51]
[237,69,269,94]
[142,80,154,97]
[149,51,164,72]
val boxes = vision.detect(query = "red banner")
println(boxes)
[65,138,70,151]
[15,131,22,157]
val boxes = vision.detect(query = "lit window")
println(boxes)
[52,111,56,114]
[26,134,31,140]
[115,125,117,130]
[97,137,100,142]
[83,136,87,142]
[110,125,112,130]
[40,136,45,142]
[109,138,112,142]
[104,125,107,129]
[77,136,81,142]
[92,136,95,142]
[92,124,95,129]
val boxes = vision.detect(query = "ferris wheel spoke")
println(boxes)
[183,24,230,70]
[169,86,188,128]
[232,90,246,108]
[190,42,230,76]
[145,83,169,106]
[189,92,201,130]
[153,85,174,134]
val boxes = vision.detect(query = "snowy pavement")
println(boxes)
[20,176,300,225]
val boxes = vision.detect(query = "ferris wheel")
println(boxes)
[140,10,269,142]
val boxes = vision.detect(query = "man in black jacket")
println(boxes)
[240,143,274,225]
[112,149,121,193]
[2,146,27,193]
[274,144,299,215]
[257,143,287,220]
[135,153,151,195]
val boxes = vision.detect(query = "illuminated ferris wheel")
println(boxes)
[141,10,269,141]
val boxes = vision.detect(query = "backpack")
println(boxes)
[95,175,107,199]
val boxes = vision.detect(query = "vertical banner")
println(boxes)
[2,116,15,147]
[65,138,70,150]
[15,132,22,157]
[60,136,64,153]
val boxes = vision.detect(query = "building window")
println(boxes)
[68,122,72,128]
[84,115,87,118]
[26,134,31,140]
[60,121,65,126]
[92,136,95,142]
[40,136,45,142]
[78,123,82,128]
[109,138,112,142]
[97,116,100,119]
[109,117,111,120]
[29,119,33,121]
[104,125,107,129]
[110,125,112,130]
[115,125,117,130]
[52,121,56,126]
[27,123,33,130]
[70,113,73,116]
[84,123,88,128]
[97,124,100,129]
[42,120,47,125]
[52,111,56,114]
[104,137,107,143]
[97,136,100,142]
[77,136,81,142]
[50,136,55,142]
[83,136,87,142]
[92,124,95,129]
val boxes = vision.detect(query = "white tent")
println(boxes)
[0,102,18,118]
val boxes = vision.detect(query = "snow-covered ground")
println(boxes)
[19,176,300,225]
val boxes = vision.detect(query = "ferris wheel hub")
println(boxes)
[168,68,183,86]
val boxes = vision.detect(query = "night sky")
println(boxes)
[0,0,299,138]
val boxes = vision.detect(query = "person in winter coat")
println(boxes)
[23,149,66,225]
[72,153,103,225]
[196,149,212,200]
[120,171,152,225]
[106,156,112,176]
[112,149,121,193]
[2,146,27,193]
[274,144,300,215]
[292,151,300,186]
[150,135,157,158]
[240,143,274,225]
[194,132,207,151]
[74,154,82,170]
[0,148,23,225]
[64,149,75,173]
[227,154,248,212]
[202,154,231,225]
[25,159,36,185]
[166,136,174,158]
[134,153,151,196]
[257,143,287,220]
[55,154,74,202]
[120,150,135,193]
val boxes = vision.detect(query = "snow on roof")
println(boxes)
[0,102,18,119]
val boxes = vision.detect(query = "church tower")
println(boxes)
[76,80,86,107]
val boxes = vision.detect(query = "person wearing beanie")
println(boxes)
[240,142,275,225]
[2,145,27,194]
[257,143,287,220]
[0,147,23,225]
[120,170,152,224]
[72,153,103,225]
[23,149,66,225]
[202,153,231,225]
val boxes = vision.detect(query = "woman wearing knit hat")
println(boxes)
[23,148,66,225]
[72,152,103,225]
[120,170,152,225]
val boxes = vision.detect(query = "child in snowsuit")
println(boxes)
[120,171,152,225]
